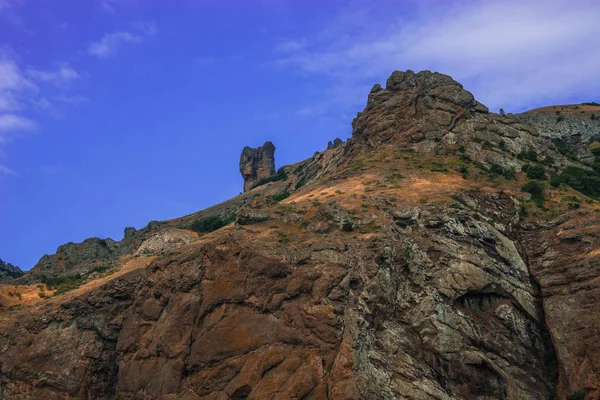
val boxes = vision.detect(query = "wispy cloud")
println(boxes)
[0,57,37,94]
[55,94,88,105]
[27,64,79,88]
[88,32,142,57]
[274,0,600,112]
[274,39,306,53]
[0,114,36,139]
[88,21,156,58]
[0,163,19,178]
[99,0,115,13]
[0,52,84,176]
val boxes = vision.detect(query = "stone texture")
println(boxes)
[240,141,276,192]
[1,70,600,400]
[135,228,196,256]
[517,110,600,162]
[0,259,23,282]
[523,212,600,399]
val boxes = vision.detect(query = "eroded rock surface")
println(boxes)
[0,259,23,282]
[240,141,276,192]
[135,229,196,256]
[1,70,600,400]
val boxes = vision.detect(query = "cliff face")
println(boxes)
[517,104,600,162]
[0,259,23,282]
[239,141,276,192]
[1,70,600,400]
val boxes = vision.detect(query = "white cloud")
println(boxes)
[0,58,37,93]
[274,39,306,53]
[0,51,84,178]
[0,91,20,111]
[55,94,88,105]
[88,21,156,58]
[88,32,142,57]
[274,0,600,111]
[27,64,79,87]
[100,0,115,13]
[0,114,36,141]
[134,20,157,36]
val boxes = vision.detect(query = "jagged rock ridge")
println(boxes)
[1,70,599,400]
[0,259,23,282]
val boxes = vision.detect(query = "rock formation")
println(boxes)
[517,104,600,162]
[327,138,344,150]
[1,70,600,399]
[239,141,276,192]
[0,259,23,282]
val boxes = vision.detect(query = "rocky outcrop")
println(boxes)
[0,259,23,282]
[524,212,600,398]
[327,138,344,150]
[2,70,600,399]
[517,111,600,162]
[27,237,121,280]
[135,228,196,256]
[347,70,566,174]
[239,141,276,192]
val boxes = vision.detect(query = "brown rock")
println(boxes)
[240,141,276,192]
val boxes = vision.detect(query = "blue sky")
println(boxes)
[1,0,599,270]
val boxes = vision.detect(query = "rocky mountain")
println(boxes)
[0,259,23,282]
[1,70,600,399]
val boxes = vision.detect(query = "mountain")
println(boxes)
[1,70,600,399]
[0,259,23,282]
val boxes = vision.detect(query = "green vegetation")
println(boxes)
[566,391,586,400]
[250,169,289,189]
[271,191,290,202]
[590,147,600,157]
[386,173,405,181]
[276,231,290,244]
[7,291,22,300]
[524,164,546,180]
[552,139,577,160]
[42,274,85,295]
[518,149,539,162]
[430,162,448,172]
[553,166,600,198]
[190,214,236,234]
[340,218,354,232]
[489,164,515,180]
[518,205,529,218]
[521,181,545,208]
[582,102,600,106]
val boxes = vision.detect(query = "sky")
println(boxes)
[1,0,599,270]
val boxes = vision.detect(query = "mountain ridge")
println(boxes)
[2,70,600,399]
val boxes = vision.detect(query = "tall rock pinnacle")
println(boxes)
[239,141,276,192]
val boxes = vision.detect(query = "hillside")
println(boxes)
[1,70,600,399]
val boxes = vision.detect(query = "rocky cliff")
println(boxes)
[0,259,23,282]
[239,141,276,192]
[1,70,600,400]
[517,104,600,163]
